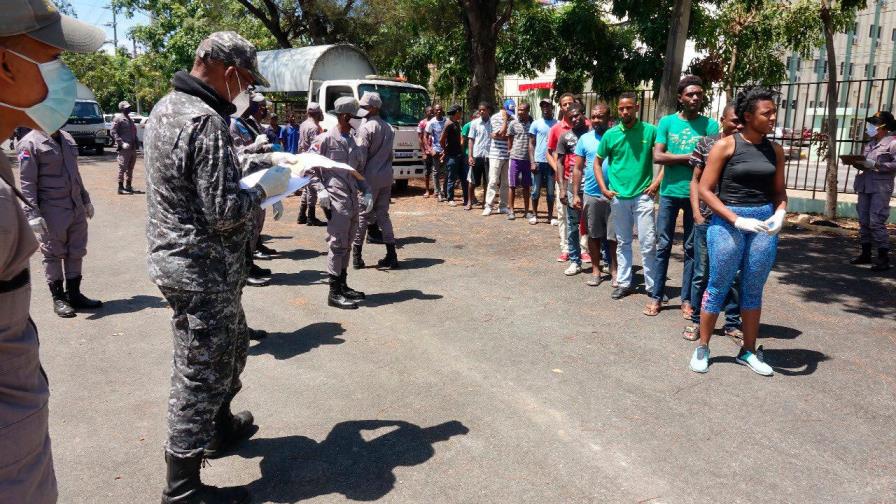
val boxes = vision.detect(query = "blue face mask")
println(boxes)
[0,50,78,134]
[866,123,879,137]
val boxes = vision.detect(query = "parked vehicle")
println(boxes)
[64,83,108,154]
[257,44,431,188]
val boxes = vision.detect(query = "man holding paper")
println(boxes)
[144,31,291,502]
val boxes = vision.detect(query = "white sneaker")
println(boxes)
[564,263,582,276]
[689,345,710,373]
[498,207,509,214]
[507,212,516,220]
[527,214,537,225]
[482,207,492,216]
[736,347,774,376]
[550,218,559,226]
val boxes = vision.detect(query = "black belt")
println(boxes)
[0,268,30,293]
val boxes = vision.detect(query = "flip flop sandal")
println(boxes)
[724,327,744,342]
[681,303,694,320]
[682,324,699,341]
[586,276,602,287]
[643,302,661,317]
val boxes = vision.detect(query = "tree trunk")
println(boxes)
[724,45,738,102]
[656,0,692,117]
[460,0,501,109]
[821,2,839,219]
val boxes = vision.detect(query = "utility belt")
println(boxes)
[0,268,30,293]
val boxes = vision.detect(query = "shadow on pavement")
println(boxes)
[363,289,443,308]
[710,348,828,376]
[249,322,345,360]
[85,294,167,320]
[396,236,437,248]
[393,258,444,270]
[276,270,329,287]
[758,323,802,340]
[238,420,469,503]
[277,248,326,261]
[774,230,896,320]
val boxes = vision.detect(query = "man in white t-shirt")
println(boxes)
[466,102,493,208]
[425,104,448,201]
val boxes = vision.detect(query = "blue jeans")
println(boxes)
[566,189,581,265]
[650,196,694,302]
[611,194,657,290]
[531,162,555,205]
[445,154,469,204]
[690,222,740,328]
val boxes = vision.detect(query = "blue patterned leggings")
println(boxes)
[703,204,778,313]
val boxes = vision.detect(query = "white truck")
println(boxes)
[63,83,108,154]
[257,44,431,189]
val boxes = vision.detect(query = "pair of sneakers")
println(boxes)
[689,345,773,376]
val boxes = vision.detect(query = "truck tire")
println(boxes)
[94,145,104,155]
[394,179,409,191]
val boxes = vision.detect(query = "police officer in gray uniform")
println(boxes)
[352,91,400,269]
[111,100,139,194]
[18,128,103,317]
[297,102,326,226]
[847,111,896,271]
[0,2,106,502]
[309,97,374,309]
[144,31,291,503]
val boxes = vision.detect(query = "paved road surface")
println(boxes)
[12,152,896,503]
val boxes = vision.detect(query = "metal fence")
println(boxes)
[440,77,896,197]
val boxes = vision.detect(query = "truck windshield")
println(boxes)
[358,84,430,127]
[71,101,102,119]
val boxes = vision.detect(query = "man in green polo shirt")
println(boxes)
[645,75,719,317]
[595,92,658,300]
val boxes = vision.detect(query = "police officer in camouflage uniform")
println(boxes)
[144,31,292,504]
[18,128,103,318]
[308,97,374,309]
[352,91,400,270]
[111,100,139,194]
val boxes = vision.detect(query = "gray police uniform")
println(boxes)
[17,130,91,283]
[856,135,896,250]
[111,112,138,187]
[311,127,365,275]
[354,114,395,245]
[145,70,265,458]
[298,117,322,206]
[0,154,57,504]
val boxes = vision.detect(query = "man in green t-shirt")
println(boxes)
[644,75,719,317]
[594,92,658,300]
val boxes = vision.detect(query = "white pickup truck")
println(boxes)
[64,83,108,154]
[257,44,431,189]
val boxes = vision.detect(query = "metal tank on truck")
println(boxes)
[256,44,431,189]
[63,82,108,154]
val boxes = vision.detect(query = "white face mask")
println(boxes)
[0,50,78,133]
[226,70,250,117]
[866,123,879,137]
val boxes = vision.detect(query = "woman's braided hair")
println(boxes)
[734,86,778,123]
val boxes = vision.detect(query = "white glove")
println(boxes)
[360,191,374,213]
[317,188,332,210]
[270,152,298,166]
[734,217,770,234]
[860,159,876,170]
[121,142,131,150]
[85,203,95,219]
[272,201,284,221]
[254,166,291,198]
[29,217,48,236]
[765,209,786,236]
[253,134,270,147]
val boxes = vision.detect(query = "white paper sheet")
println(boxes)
[239,168,310,209]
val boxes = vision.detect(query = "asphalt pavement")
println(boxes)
[15,152,896,503]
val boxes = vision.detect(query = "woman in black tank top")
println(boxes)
[687,88,788,376]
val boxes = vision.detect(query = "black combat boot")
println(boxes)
[871,248,891,271]
[352,244,365,270]
[117,182,127,195]
[249,262,271,277]
[65,276,103,309]
[49,280,75,318]
[307,206,326,226]
[204,401,256,459]
[850,243,873,264]
[161,452,250,504]
[327,274,357,309]
[297,202,308,224]
[340,270,365,301]
[123,182,135,194]
[248,328,267,341]
[366,224,384,244]
[377,243,400,270]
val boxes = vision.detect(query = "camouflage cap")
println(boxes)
[195,31,269,88]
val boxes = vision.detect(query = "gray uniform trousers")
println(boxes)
[159,283,249,457]
[857,191,891,248]
[327,194,359,275]
[40,208,88,282]
[117,148,137,186]
[354,184,395,245]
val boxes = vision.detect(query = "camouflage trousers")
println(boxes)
[158,285,249,457]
